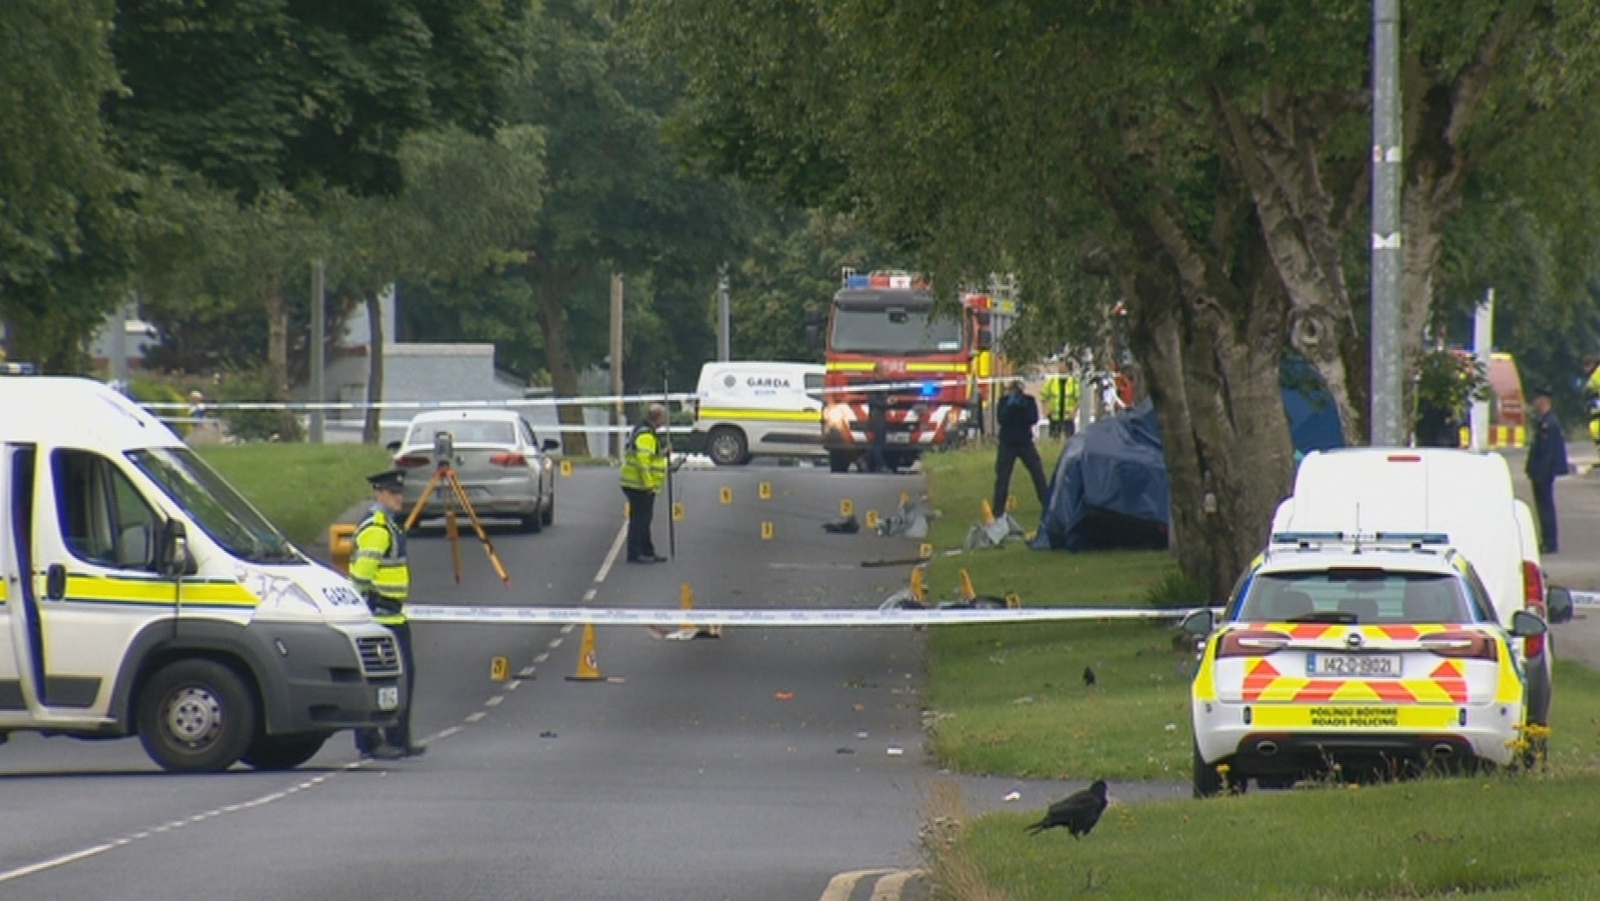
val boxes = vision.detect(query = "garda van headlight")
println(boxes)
[237,564,319,613]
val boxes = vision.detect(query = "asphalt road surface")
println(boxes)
[0,460,991,901]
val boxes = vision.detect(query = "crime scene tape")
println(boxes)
[1570,591,1600,608]
[405,604,1208,627]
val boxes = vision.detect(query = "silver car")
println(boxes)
[392,410,558,532]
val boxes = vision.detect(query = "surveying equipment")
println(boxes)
[403,430,512,586]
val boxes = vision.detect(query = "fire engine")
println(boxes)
[821,270,995,472]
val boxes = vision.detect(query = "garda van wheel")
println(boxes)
[240,732,329,771]
[707,426,749,466]
[137,659,258,773]
[1193,744,1226,798]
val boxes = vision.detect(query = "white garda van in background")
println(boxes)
[693,361,826,465]
[0,378,404,772]
[1271,448,1571,726]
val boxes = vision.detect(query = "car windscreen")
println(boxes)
[128,447,303,565]
[1239,569,1490,624]
[829,307,962,354]
[406,420,517,447]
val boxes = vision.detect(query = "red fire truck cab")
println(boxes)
[821,270,993,473]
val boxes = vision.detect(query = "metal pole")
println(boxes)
[1470,288,1494,452]
[662,365,676,559]
[717,263,731,361]
[310,260,326,444]
[1370,0,1404,445]
[610,273,625,459]
[110,292,130,393]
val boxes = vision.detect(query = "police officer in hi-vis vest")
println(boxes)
[350,469,425,760]
[621,404,670,563]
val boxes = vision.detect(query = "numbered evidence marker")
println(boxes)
[761,521,774,540]
[865,510,879,530]
[758,481,773,500]
[672,501,685,521]
[560,459,573,477]
[840,498,854,517]
[719,486,733,505]
[490,656,510,681]
[919,542,933,560]
[1006,494,1017,512]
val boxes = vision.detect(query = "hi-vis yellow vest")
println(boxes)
[350,507,409,624]
[620,424,666,492]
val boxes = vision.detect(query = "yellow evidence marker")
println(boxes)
[920,542,933,560]
[560,459,573,477]
[761,521,774,540]
[758,481,773,500]
[865,510,879,530]
[840,498,854,517]
[720,486,733,504]
[672,502,685,521]
[490,656,510,681]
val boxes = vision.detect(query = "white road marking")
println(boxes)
[486,696,504,707]
[594,522,627,582]
[870,870,922,901]
[819,869,896,901]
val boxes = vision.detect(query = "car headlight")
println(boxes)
[237,564,320,614]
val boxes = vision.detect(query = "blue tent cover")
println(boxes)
[1031,399,1170,551]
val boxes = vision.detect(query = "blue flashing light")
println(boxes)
[919,381,938,398]
[844,275,869,288]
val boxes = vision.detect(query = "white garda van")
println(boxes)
[1271,447,1569,726]
[693,361,826,465]
[0,378,404,772]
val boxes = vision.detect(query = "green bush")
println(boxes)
[127,376,192,438]
[212,368,300,442]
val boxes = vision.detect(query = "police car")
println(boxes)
[1183,531,1548,797]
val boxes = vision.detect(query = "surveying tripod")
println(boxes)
[403,430,512,586]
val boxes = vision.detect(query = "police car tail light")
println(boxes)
[1523,561,1547,658]
[1217,630,1290,659]
[1419,631,1498,661]
[395,454,430,468]
[489,452,529,467]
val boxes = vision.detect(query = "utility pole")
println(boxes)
[310,260,326,444]
[717,262,731,361]
[110,293,131,394]
[610,273,625,459]
[1370,0,1404,445]
[1470,288,1494,452]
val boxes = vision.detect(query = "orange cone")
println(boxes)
[910,567,926,604]
[566,624,605,681]
[980,499,996,525]
[959,568,977,602]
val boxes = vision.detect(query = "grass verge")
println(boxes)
[919,444,1189,780]
[196,443,391,547]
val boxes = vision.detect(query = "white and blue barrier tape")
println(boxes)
[405,604,1205,627]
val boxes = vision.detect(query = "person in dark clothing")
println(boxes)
[992,380,1050,516]
[1525,386,1569,554]
[865,389,890,473]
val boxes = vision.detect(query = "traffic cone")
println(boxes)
[980,499,996,525]
[678,583,720,640]
[959,568,977,603]
[566,623,605,681]
[910,567,926,605]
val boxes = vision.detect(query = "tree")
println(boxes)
[645,0,1600,596]
[0,0,130,370]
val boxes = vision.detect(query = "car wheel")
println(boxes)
[137,659,258,773]
[520,509,543,533]
[1193,743,1226,799]
[707,426,749,466]
[240,732,329,771]
[541,490,555,526]
[828,451,854,474]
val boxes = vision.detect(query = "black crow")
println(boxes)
[1026,780,1109,838]
[1083,665,1097,687]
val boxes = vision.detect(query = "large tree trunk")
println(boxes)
[362,293,384,445]
[529,261,592,457]
[263,276,299,441]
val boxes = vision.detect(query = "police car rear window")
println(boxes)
[1240,570,1488,625]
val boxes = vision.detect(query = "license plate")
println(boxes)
[887,433,911,444]
[377,685,400,711]
[1306,654,1402,677]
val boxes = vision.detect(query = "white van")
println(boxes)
[1271,447,1565,725]
[0,378,404,772]
[693,362,826,465]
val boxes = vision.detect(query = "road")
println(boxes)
[1511,441,1600,673]
[0,460,1128,901]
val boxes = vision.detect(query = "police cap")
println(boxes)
[367,469,406,492]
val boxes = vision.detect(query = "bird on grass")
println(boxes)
[1026,780,1109,838]
[1083,665,1097,687]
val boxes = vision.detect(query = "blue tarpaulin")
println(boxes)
[1031,362,1344,552]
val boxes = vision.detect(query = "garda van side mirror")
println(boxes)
[1181,608,1215,636]
[1510,609,1549,637]
[385,440,401,454]
[1545,585,1575,625]
[542,438,560,453]
[159,520,198,577]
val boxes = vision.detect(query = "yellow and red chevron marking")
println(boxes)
[1240,658,1468,705]
[1244,623,1453,642]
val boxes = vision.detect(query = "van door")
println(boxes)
[0,445,35,721]
[26,447,176,713]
